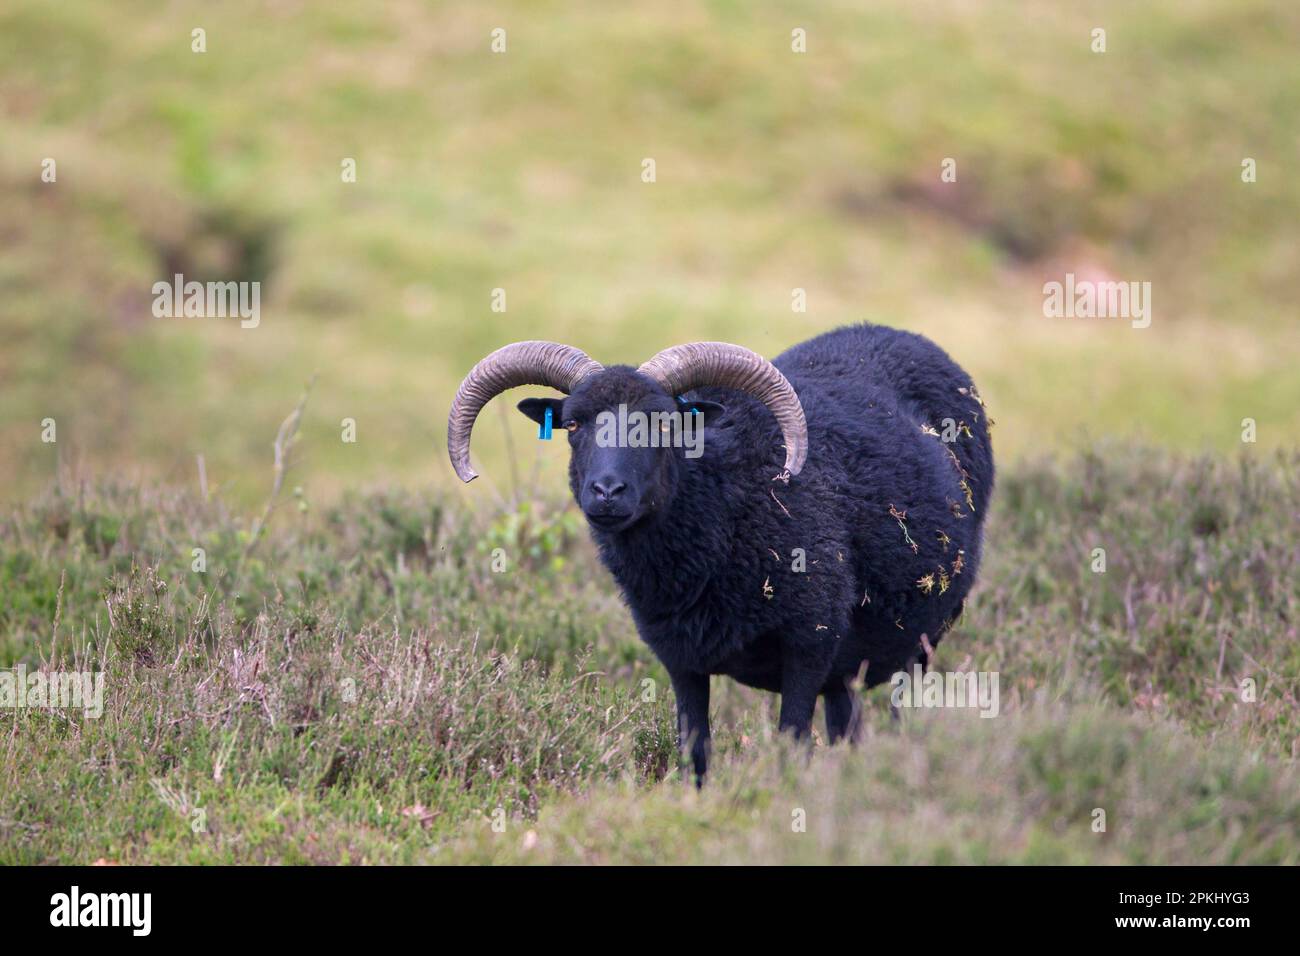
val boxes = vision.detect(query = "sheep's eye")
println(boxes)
[563,420,579,432]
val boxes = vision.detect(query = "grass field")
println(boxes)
[1,1,1298,863]
[2,0,1299,503]
[2,445,1296,863]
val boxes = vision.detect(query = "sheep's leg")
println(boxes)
[669,670,711,786]
[824,682,863,745]
[891,638,932,724]
[778,640,834,740]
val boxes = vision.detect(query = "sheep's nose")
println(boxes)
[590,478,627,501]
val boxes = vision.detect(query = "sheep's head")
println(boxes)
[447,341,807,534]
[517,367,725,532]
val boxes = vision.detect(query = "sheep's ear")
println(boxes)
[679,400,726,425]
[517,397,566,427]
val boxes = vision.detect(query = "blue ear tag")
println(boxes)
[539,406,553,440]
[676,396,700,416]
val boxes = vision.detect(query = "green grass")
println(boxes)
[1,445,1296,863]
[2,0,1299,503]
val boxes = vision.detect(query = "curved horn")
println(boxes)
[448,341,602,482]
[638,342,807,479]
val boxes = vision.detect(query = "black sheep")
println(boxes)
[448,323,994,781]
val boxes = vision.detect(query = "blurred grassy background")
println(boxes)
[2,0,1297,506]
